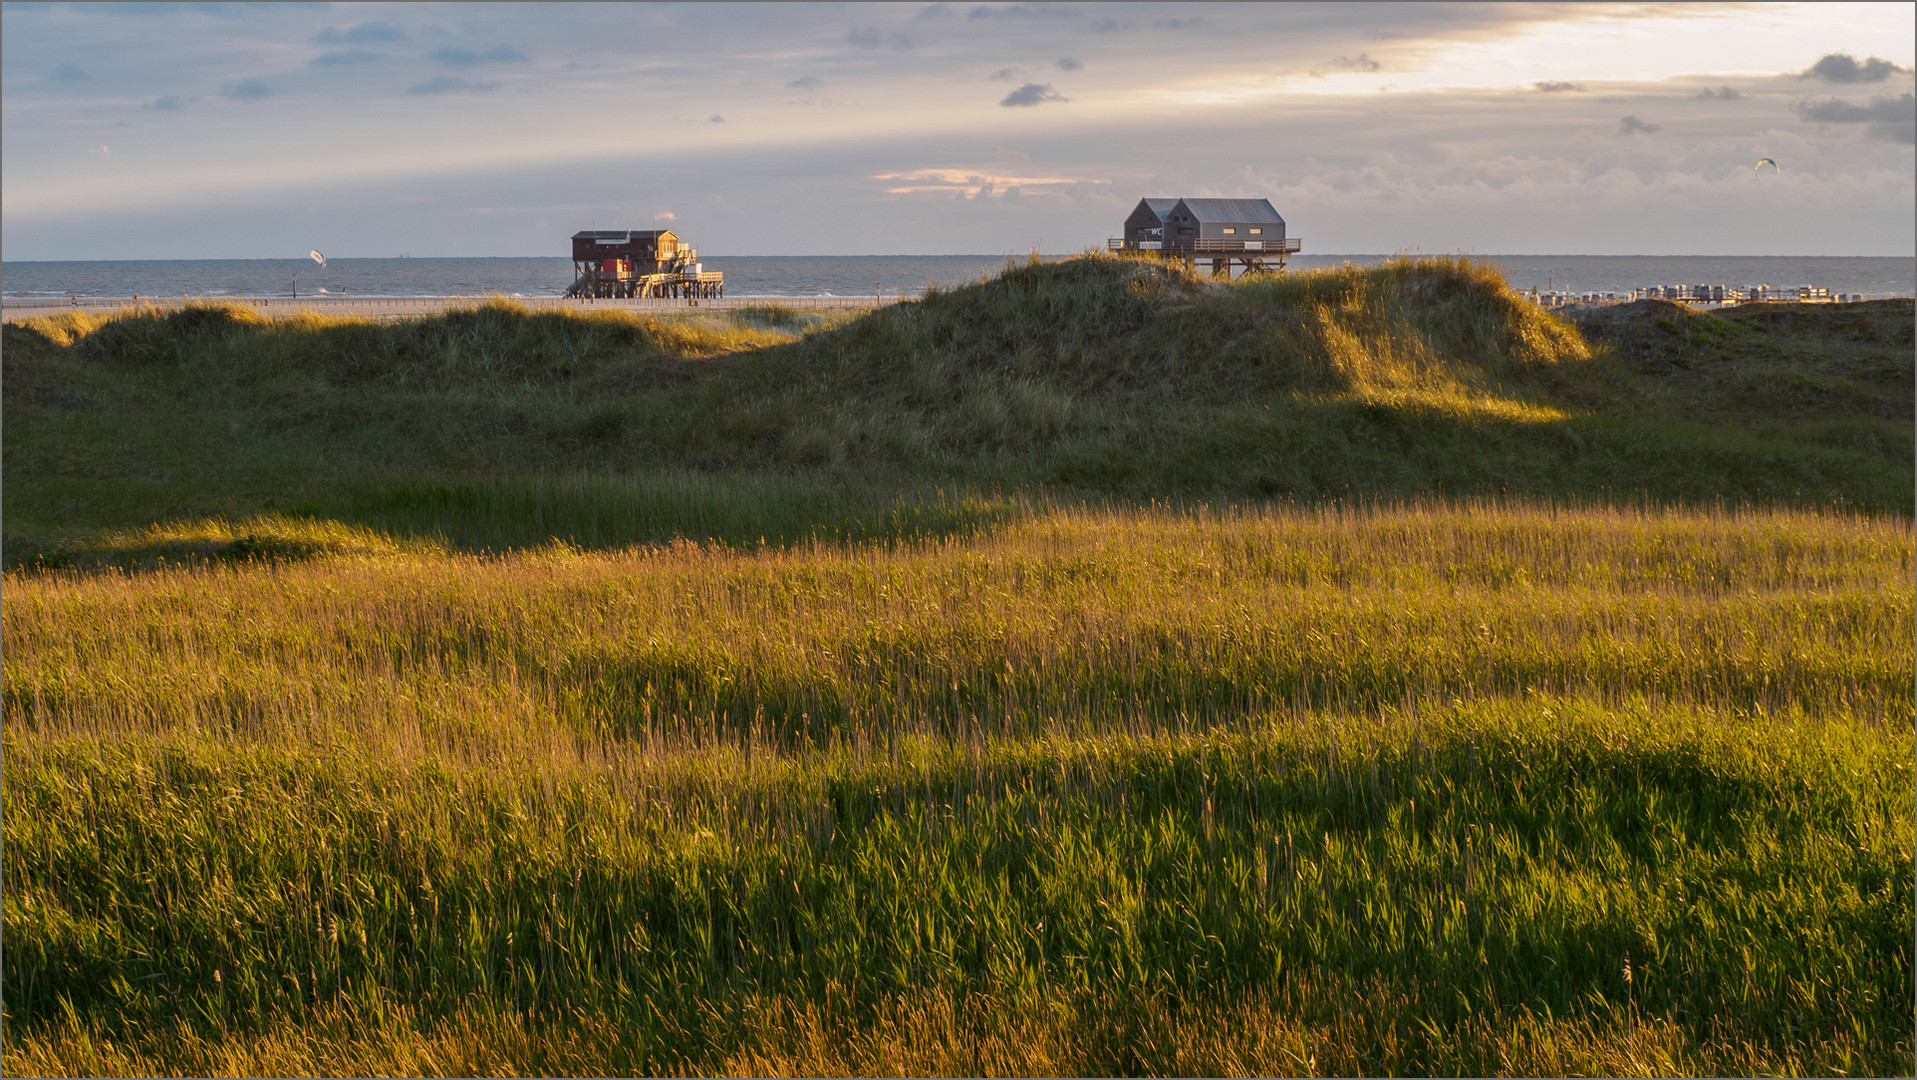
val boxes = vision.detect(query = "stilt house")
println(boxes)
[566,228,724,299]
[1110,196,1301,277]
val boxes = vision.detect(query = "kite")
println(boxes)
[1754,158,1778,174]
[309,250,327,268]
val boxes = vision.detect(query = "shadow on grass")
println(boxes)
[4,515,416,575]
[4,473,1023,575]
[322,472,1019,553]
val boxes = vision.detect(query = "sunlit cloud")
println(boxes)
[871,166,1106,197]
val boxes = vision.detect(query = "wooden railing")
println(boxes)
[1192,237,1299,254]
[1108,237,1301,254]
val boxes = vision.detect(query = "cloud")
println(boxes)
[787,75,823,91]
[654,211,676,221]
[1055,57,1082,71]
[970,3,1078,20]
[1617,114,1660,135]
[316,22,405,46]
[1089,17,1120,33]
[224,77,272,100]
[1794,92,1916,144]
[1801,52,1905,83]
[868,165,1104,198]
[1694,86,1740,100]
[408,76,499,95]
[312,49,385,66]
[1154,16,1204,30]
[143,94,184,111]
[989,67,1019,81]
[434,45,527,67]
[847,27,913,49]
[1534,81,1583,93]
[1000,82,1067,107]
[1333,53,1381,72]
[51,61,87,81]
[709,114,725,123]
[918,3,951,16]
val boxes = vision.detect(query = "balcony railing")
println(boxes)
[1108,237,1301,254]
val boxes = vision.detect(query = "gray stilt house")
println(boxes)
[1111,196,1301,277]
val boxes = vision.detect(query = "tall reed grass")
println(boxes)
[6,500,1910,1075]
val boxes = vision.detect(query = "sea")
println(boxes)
[2,254,1912,301]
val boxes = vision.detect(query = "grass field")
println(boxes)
[4,256,1911,1076]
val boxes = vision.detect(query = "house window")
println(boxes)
[1222,228,1236,235]
[1249,228,1263,235]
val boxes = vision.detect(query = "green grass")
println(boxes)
[3,257,1911,1075]
[3,256,1909,566]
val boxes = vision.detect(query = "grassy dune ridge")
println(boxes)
[3,254,1910,561]
[3,256,1912,1074]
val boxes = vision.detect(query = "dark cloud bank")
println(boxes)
[1795,92,1916,144]
[1802,52,1907,84]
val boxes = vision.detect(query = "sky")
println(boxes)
[3,1,1913,259]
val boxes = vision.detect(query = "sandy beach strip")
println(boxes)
[0,294,899,324]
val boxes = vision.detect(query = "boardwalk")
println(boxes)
[0,293,901,324]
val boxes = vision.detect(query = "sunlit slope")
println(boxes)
[4,256,1910,556]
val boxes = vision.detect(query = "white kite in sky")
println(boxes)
[309,249,327,268]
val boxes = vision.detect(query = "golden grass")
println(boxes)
[9,499,1906,763]
[6,985,1863,1078]
[5,500,1910,1075]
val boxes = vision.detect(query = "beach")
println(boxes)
[0,293,894,324]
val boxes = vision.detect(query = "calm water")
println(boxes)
[3,254,1912,300]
